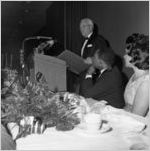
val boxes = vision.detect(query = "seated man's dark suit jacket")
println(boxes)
[79,33,110,84]
[79,66,125,108]
[81,32,110,59]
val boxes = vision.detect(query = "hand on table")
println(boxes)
[86,98,98,106]
[90,100,108,114]
[86,98,108,114]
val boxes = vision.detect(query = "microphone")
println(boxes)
[24,36,39,41]
[46,39,57,46]
[24,36,52,41]
[36,36,52,40]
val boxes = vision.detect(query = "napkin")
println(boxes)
[101,106,146,133]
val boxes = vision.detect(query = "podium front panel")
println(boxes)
[34,54,66,91]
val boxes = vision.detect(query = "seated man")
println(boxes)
[79,45,125,108]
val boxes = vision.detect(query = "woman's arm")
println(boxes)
[132,81,149,116]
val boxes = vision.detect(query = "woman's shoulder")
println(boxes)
[143,73,149,81]
[138,73,149,85]
[130,72,149,83]
[125,72,149,95]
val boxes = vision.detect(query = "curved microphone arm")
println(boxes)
[20,36,54,67]
[20,36,54,85]
[35,39,56,54]
[22,36,53,51]
[21,36,53,60]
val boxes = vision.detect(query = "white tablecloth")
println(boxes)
[16,107,149,150]
[17,127,127,150]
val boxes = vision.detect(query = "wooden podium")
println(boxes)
[33,54,66,92]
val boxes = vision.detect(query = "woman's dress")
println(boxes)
[124,73,149,116]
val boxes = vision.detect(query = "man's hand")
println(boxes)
[87,66,95,75]
[84,57,92,65]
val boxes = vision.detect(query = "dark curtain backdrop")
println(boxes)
[87,1,149,78]
[36,1,87,56]
[1,1,88,92]
[39,1,88,92]
[36,1,65,45]
[65,1,87,55]
[64,1,87,92]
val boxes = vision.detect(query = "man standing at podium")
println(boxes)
[79,18,109,64]
[78,18,110,87]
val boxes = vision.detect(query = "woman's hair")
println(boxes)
[125,33,149,70]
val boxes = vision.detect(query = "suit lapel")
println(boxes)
[96,69,109,81]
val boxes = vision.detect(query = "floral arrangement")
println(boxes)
[1,68,89,140]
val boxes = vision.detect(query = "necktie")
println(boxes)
[92,69,101,84]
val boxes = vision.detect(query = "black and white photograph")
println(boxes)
[1,1,149,150]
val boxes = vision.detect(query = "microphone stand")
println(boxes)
[20,36,53,85]
[20,36,53,67]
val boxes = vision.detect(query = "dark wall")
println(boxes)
[37,1,65,45]
[2,1,149,79]
[1,1,51,54]
[87,1,149,78]
[65,1,87,54]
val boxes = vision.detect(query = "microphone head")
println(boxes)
[47,40,55,46]
[36,36,52,40]
[36,36,40,39]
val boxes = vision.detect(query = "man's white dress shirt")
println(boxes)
[81,33,93,57]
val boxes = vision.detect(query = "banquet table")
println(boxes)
[16,107,149,150]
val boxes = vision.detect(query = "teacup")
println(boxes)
[84,113,101,133]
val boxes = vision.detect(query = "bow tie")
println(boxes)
[94,69,101,76]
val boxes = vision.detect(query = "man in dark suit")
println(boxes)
[79,46,125,108]
[80,18,109,64]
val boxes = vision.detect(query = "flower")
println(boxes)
[1,68,89,139]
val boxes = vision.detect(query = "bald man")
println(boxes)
[80,18,109,64]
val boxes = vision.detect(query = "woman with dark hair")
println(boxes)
[124,33,149,117]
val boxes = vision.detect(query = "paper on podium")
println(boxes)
[58,50,89,74]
